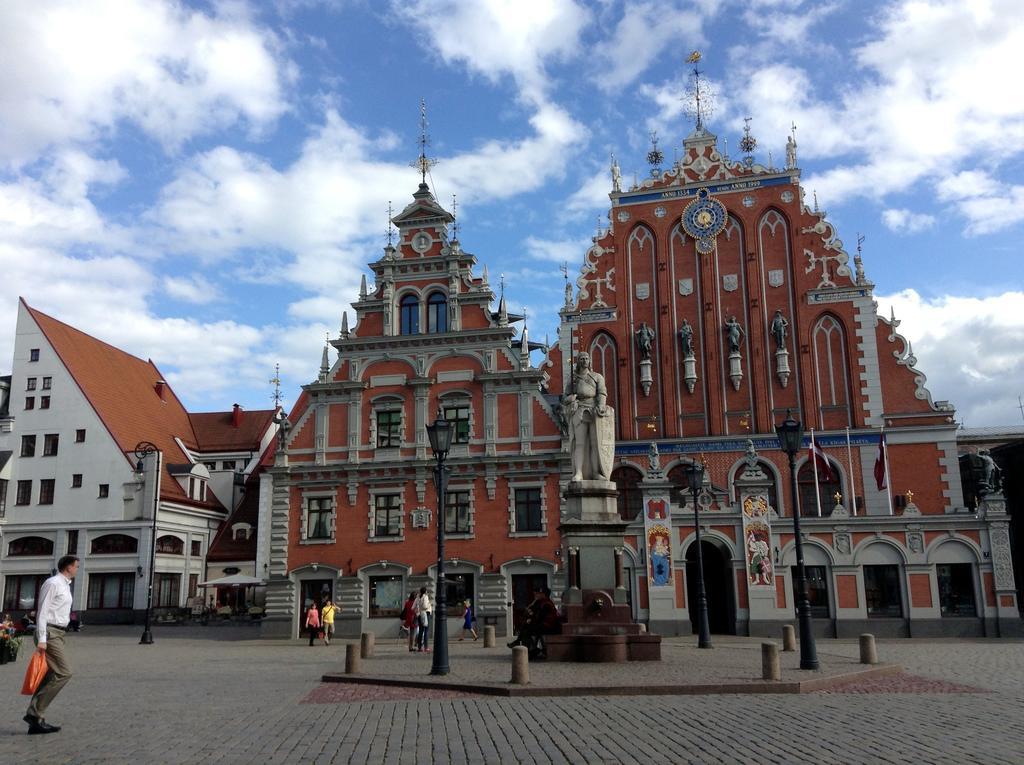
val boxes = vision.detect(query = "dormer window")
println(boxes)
[400,294,420,335]
[427,291,448,333]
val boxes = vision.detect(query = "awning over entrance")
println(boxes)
[198,573,265,588]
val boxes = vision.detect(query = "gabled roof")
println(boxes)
[23,299,223,511]
[391,183,454,227]
[189,408,277,452]
[205,440,276,563]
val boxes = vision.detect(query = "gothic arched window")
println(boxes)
[611,466,643,521]
[797,459,843,517]
[811,314,852,428]
[426,291,448,333]
[399,294,420,335]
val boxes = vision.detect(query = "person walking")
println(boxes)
[321,597,338,645]
[459,600,478,641]
[414,587,432,652]
[304,601,322,646]
[24,555,79,735]
[400,592,417,651]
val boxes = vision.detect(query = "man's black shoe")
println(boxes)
[39,720,61,733]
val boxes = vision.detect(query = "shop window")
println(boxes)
[369,575,404,617]
[188,573,199,598]
[514,488,543,532]
[8,536,54,556]
[426,291,448,333]
[443,573,474,617]
[399,294,420,335]
[791,565,830,617]
[444,490,471,534]
[88,572,135,609]
[3,574,46,610]
[91,534,138,555]
[156,535,184,555]
[864,564,903,617]
[612,466,643,521]
[937,563,977,617]
[155,573,181,607]
[374,494,401,537]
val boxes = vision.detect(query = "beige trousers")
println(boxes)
[27,626,72,719]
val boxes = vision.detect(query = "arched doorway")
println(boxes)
[685,540,735,635]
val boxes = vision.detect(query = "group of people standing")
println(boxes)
[399,589,478,652]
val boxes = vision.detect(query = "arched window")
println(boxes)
[811,314,852,428]
[399,294,419,335]
[611,466,643,521]
[426,291,448,333]
[589,333,619,436]
[8,536,53,556]
[797,459,842,517]
[668,463,695,507]
[155,535,184,555]
[91,534,139,555]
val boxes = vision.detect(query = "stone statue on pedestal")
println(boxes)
[770,309,789,350]
[978,450,1002,495]
[725,316,745,352]
[635,322,655,361]
[679,319,694,357]
[564,352,615,482]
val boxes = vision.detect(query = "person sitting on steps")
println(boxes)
[507,587,560,659]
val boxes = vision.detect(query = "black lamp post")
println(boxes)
[134,441,161,646]
[775,411,820,670]
[686,461,713,649]
[425,409,453,676]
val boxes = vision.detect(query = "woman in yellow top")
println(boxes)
[321,597,339,645]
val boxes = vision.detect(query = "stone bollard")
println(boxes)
[761,642,781,681]
[483,625,496,648]
[345,643,360,674]
[782,625,797,652]
[360,632,375,659]
[859,633,878,665]
[511,646,529,685]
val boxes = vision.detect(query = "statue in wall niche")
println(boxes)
[724,315,745,353]
[770,309,789,351]
[978,450,1003,495]
[679,319,695,357]
[564,352,615,482]
[635,322,655,361]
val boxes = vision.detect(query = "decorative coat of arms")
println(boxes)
[678,278,693,296]
[768,269,784,288]
[681,188,728,254]
[635,282,650,300]
[723,274,738,292]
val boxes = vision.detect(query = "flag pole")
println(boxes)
[845,426,856,516]
[811,428,822,517]
[882,428,894,516]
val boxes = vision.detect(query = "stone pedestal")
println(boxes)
[555,480,661,661]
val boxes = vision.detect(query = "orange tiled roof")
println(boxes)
[24,299,224,511]
[189,408,277,452]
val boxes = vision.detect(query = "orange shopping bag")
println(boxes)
[21,651,48,695]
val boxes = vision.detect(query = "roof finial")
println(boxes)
[386,200,394,247]
[647,131,664,175]
[684,50,707,131]
[560,261,573,308]
[499,272,506,301]
[739,116,757,168]
[451,193,459,240]
[319,342,330,383]
[340,311,350,339]
[410,98,437,185]
[813,189,819,213]
[359,273,368,298]
[854,233,866,285]
[270,363,282,408]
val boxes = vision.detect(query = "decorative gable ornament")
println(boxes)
[681,187,728,255]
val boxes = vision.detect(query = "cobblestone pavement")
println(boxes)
[1,625,1022,764]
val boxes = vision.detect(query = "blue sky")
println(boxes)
[2,0,1022,427]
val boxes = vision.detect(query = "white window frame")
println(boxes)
[300,490,336,545]
[368,487,405,542]
[508,481,547,537]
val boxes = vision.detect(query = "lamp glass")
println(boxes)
[426,414,453,456]
[686,461,704,488]
[775,414,802,456]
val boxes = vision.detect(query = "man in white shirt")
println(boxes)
[24,555,79,735]
[413,587,432,652]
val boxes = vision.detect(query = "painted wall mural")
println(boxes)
[643,497,675,588]
[742,495,774,587]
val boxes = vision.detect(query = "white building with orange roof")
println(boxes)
[0,299,277,623]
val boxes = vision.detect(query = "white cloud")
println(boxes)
[592,1,712,92]
[392,0,591,104]
[877,289,1024,427]
[935,170,1024,235]
[163,274,221,305]
[523,235,591,264]
[0,0,291,165]
[565,167,614,216]
[881,208,936,234]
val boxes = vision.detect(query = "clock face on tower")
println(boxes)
[681,188,728,254]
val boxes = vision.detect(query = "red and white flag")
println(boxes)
[808,433,834,481]
[874,434,887,490]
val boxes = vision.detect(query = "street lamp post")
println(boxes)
[687,461,713,649]
[134,441,161,646]
[425,409,453,676]
[775,411,820,671]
